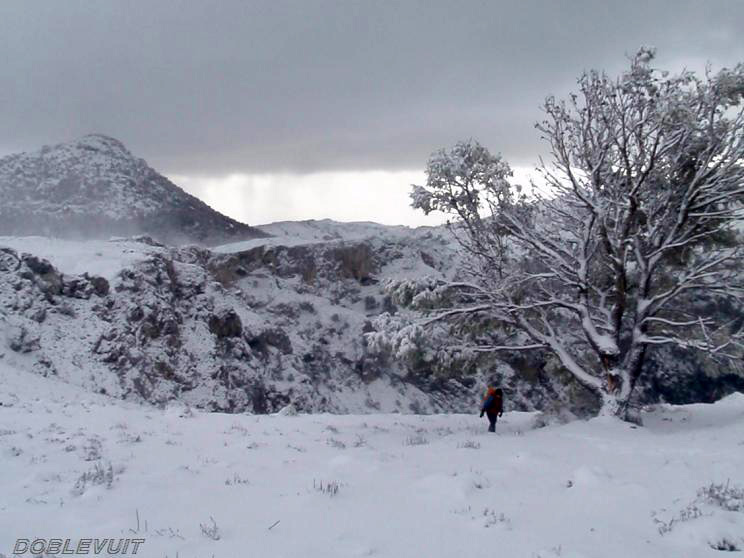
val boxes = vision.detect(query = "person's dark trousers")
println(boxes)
[487,412,498,432]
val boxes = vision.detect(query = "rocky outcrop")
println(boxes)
[209,241,377,287]
[333,244,376,284]
[209,308,243,338]
[0,234,484,413]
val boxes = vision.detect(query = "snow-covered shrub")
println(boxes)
[224,422,250,436]
[403,434,429,446]
[482,508,511,529]
[654,481,744,536]
[127,508,185,539]
[384,276,449,311]
[365,310,483,382]
[653,503,705,535]
[326,437,346,449]
[72,462,116,496]
[698,481,744,512]
[364,313,431,375]
[710,538,741,552]
[224,473,250,486]
[313,479,340,496]
[457,440,481,449]
[80,438,103,461]
[199,516,221,540]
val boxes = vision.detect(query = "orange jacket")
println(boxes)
[482,387,503,414]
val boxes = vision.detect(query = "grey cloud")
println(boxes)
[1,1,743,174]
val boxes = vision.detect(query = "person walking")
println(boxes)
[480,384,504,433]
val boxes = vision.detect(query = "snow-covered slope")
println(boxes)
[1,360,743,558]
[0,135,265,245]
[0,236,161,280]
[2,217,741,416]
[216,218,446,253]
[2,213,593,416]
[1,224,501,415]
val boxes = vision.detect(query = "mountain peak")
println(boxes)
[31,134,134,164]
[0,136,267,245]
[71,134,132,158]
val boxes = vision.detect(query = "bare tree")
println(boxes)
[406,49,744,418]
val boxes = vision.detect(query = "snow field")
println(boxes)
[0,236,159,280]
[1,362,743,558]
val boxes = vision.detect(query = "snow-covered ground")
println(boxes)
[0,236,160,280]
[215,218,449,254]
[2,361,743,558]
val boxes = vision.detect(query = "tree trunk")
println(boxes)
[598,387,640,423]
[598,391,623,418]
[598,371,636,421]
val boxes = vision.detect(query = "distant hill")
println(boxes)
[0,134,267,245]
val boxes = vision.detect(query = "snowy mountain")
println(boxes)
[0,134,266,245]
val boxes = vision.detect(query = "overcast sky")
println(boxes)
[2,1,743,226]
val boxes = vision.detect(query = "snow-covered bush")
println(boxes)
[80,438,103,461]
[225,473,250,486]
[313,479,341,496]
[404,434,429,446]
[653,481,744,537]
[384,276,446,310]
[710,538,741,552]
[364,310,481,380]
[327,437,346,449]
[653,502,705,535]
[698,481,744,512]
[482,508,511,529]
[364,313,431,375]
[72,462,117,496]
[199,516,221,540]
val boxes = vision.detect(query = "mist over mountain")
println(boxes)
[0,134,267,245]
